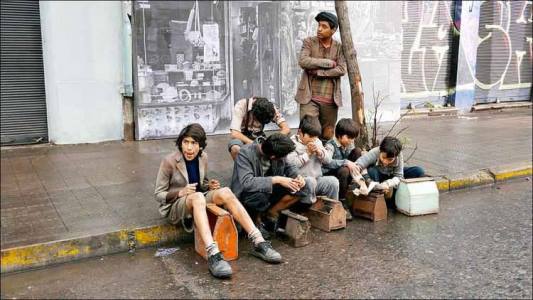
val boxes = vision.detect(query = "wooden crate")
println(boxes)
[194,204,238,261]
[279,209,312,247]
[304,196,346,232]
[349,191,387,222]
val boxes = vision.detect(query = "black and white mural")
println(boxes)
[133,1,402,139]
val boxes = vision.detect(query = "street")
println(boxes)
[1,179,532,299]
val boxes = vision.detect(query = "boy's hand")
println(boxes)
[307,143,317,156]
[345,161,360,173]
[293,175,306,189]
[276,177,300,193]
[179,183,198,197]
[208,179,220,191]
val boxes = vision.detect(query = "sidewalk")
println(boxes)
[1,109,531,272]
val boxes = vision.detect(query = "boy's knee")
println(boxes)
[189,192,206,206]
[338,167,350,179]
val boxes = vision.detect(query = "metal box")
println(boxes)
[395,177,439,216]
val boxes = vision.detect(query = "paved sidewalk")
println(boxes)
[1,110,531,252]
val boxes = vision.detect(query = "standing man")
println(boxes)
[295,12,346,143]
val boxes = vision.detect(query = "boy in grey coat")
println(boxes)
[231,133,314,233]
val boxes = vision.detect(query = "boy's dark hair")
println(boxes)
[379,136,402,158]
[299,115,321,137]
[334,118,359,139]
[262,133,295,159]
[251,97,276,125]
[175,123,207,155]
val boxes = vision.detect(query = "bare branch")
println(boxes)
[393,126,409,138]
[404,142,418,163]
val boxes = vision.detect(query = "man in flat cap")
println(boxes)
[295,11,347,144]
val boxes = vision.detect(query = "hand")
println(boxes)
[179,183,198,197]
[277,177,301,193]
[306,142,317,156]
[208,179,220,191]
[293,175,306,189]
[330,60,337,68]
[345,161,360,173]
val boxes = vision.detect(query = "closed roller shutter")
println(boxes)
[401,1,456,109]
[475,0,532,103]
[1,0,48,145]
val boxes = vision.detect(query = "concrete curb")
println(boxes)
[1,163,531,274]
[1,224,182,274]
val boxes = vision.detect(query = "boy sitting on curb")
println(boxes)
[323,118,369,220]
[154,124,282,279]
[285,115,339,205]
[354,136,425,207]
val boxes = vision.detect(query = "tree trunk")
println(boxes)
[335,0,369,149]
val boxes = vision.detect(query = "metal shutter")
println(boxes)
[475,1,532,103]
[400,1,455,109]
[1,0,48,145]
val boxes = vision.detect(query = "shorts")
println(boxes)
[167,190,216,232]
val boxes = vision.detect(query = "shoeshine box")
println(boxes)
[395,177,439,216]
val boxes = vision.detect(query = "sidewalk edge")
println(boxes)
[2,164,531,274]
[1,224,182,274]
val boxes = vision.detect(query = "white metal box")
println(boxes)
[395,177,439,216]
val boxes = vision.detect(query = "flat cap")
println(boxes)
[315,11,338,29]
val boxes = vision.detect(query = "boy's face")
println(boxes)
[181,136,200,161]
[317,20,335,40]
[338,135,354,148]
[298,131,318,145]
[379,152,397,166]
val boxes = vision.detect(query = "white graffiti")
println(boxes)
[401,0,532,100]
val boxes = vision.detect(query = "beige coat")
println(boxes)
[154,151,208,216]
[295,36,347,107]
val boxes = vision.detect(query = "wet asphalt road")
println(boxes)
[2,179,532,299]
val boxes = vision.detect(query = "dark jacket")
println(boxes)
[230,143,299,199]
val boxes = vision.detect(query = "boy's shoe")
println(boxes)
[344,207,353,221]
[262,216,279,233]
[258,222,271,240]
[207,252,232,279]
[250,241,282,264]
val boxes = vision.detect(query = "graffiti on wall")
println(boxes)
[401,0,532,106]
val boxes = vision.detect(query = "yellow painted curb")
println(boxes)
[448,170,495,190]
[435,177,450,192]
[491,167,532,181]
[1,225,181,274]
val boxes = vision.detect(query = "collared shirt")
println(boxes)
[310,43,335,105]
[229,98,286,136]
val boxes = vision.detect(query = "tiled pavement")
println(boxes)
[1,109,531,249]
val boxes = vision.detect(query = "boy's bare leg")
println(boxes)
[267,194,299,220]
[186,192,214,246]
[230,145,240,161]
[211,187,259,237]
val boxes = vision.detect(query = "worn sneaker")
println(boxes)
[207,252,232,278]
[345,207,353,221]
[258,222,271,240]
[250,241,282,264]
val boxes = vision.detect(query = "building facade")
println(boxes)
[0,1,530,145]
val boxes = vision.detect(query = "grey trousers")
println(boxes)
[305,176,339,202]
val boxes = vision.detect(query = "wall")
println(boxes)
[40,1,124,144]
[132,1,402,140]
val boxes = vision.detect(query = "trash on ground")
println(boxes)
[154,247,180,257]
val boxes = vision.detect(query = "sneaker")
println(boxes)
[207,252,232,278]
[258,222,271,240]
[345,207,353,221]
[250,241,282,264]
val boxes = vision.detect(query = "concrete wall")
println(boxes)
[40,1,124,144]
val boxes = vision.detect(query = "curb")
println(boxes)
[1,224,182,274]
[1,163,531,274]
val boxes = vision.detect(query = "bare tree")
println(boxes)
[335,0,368,149]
